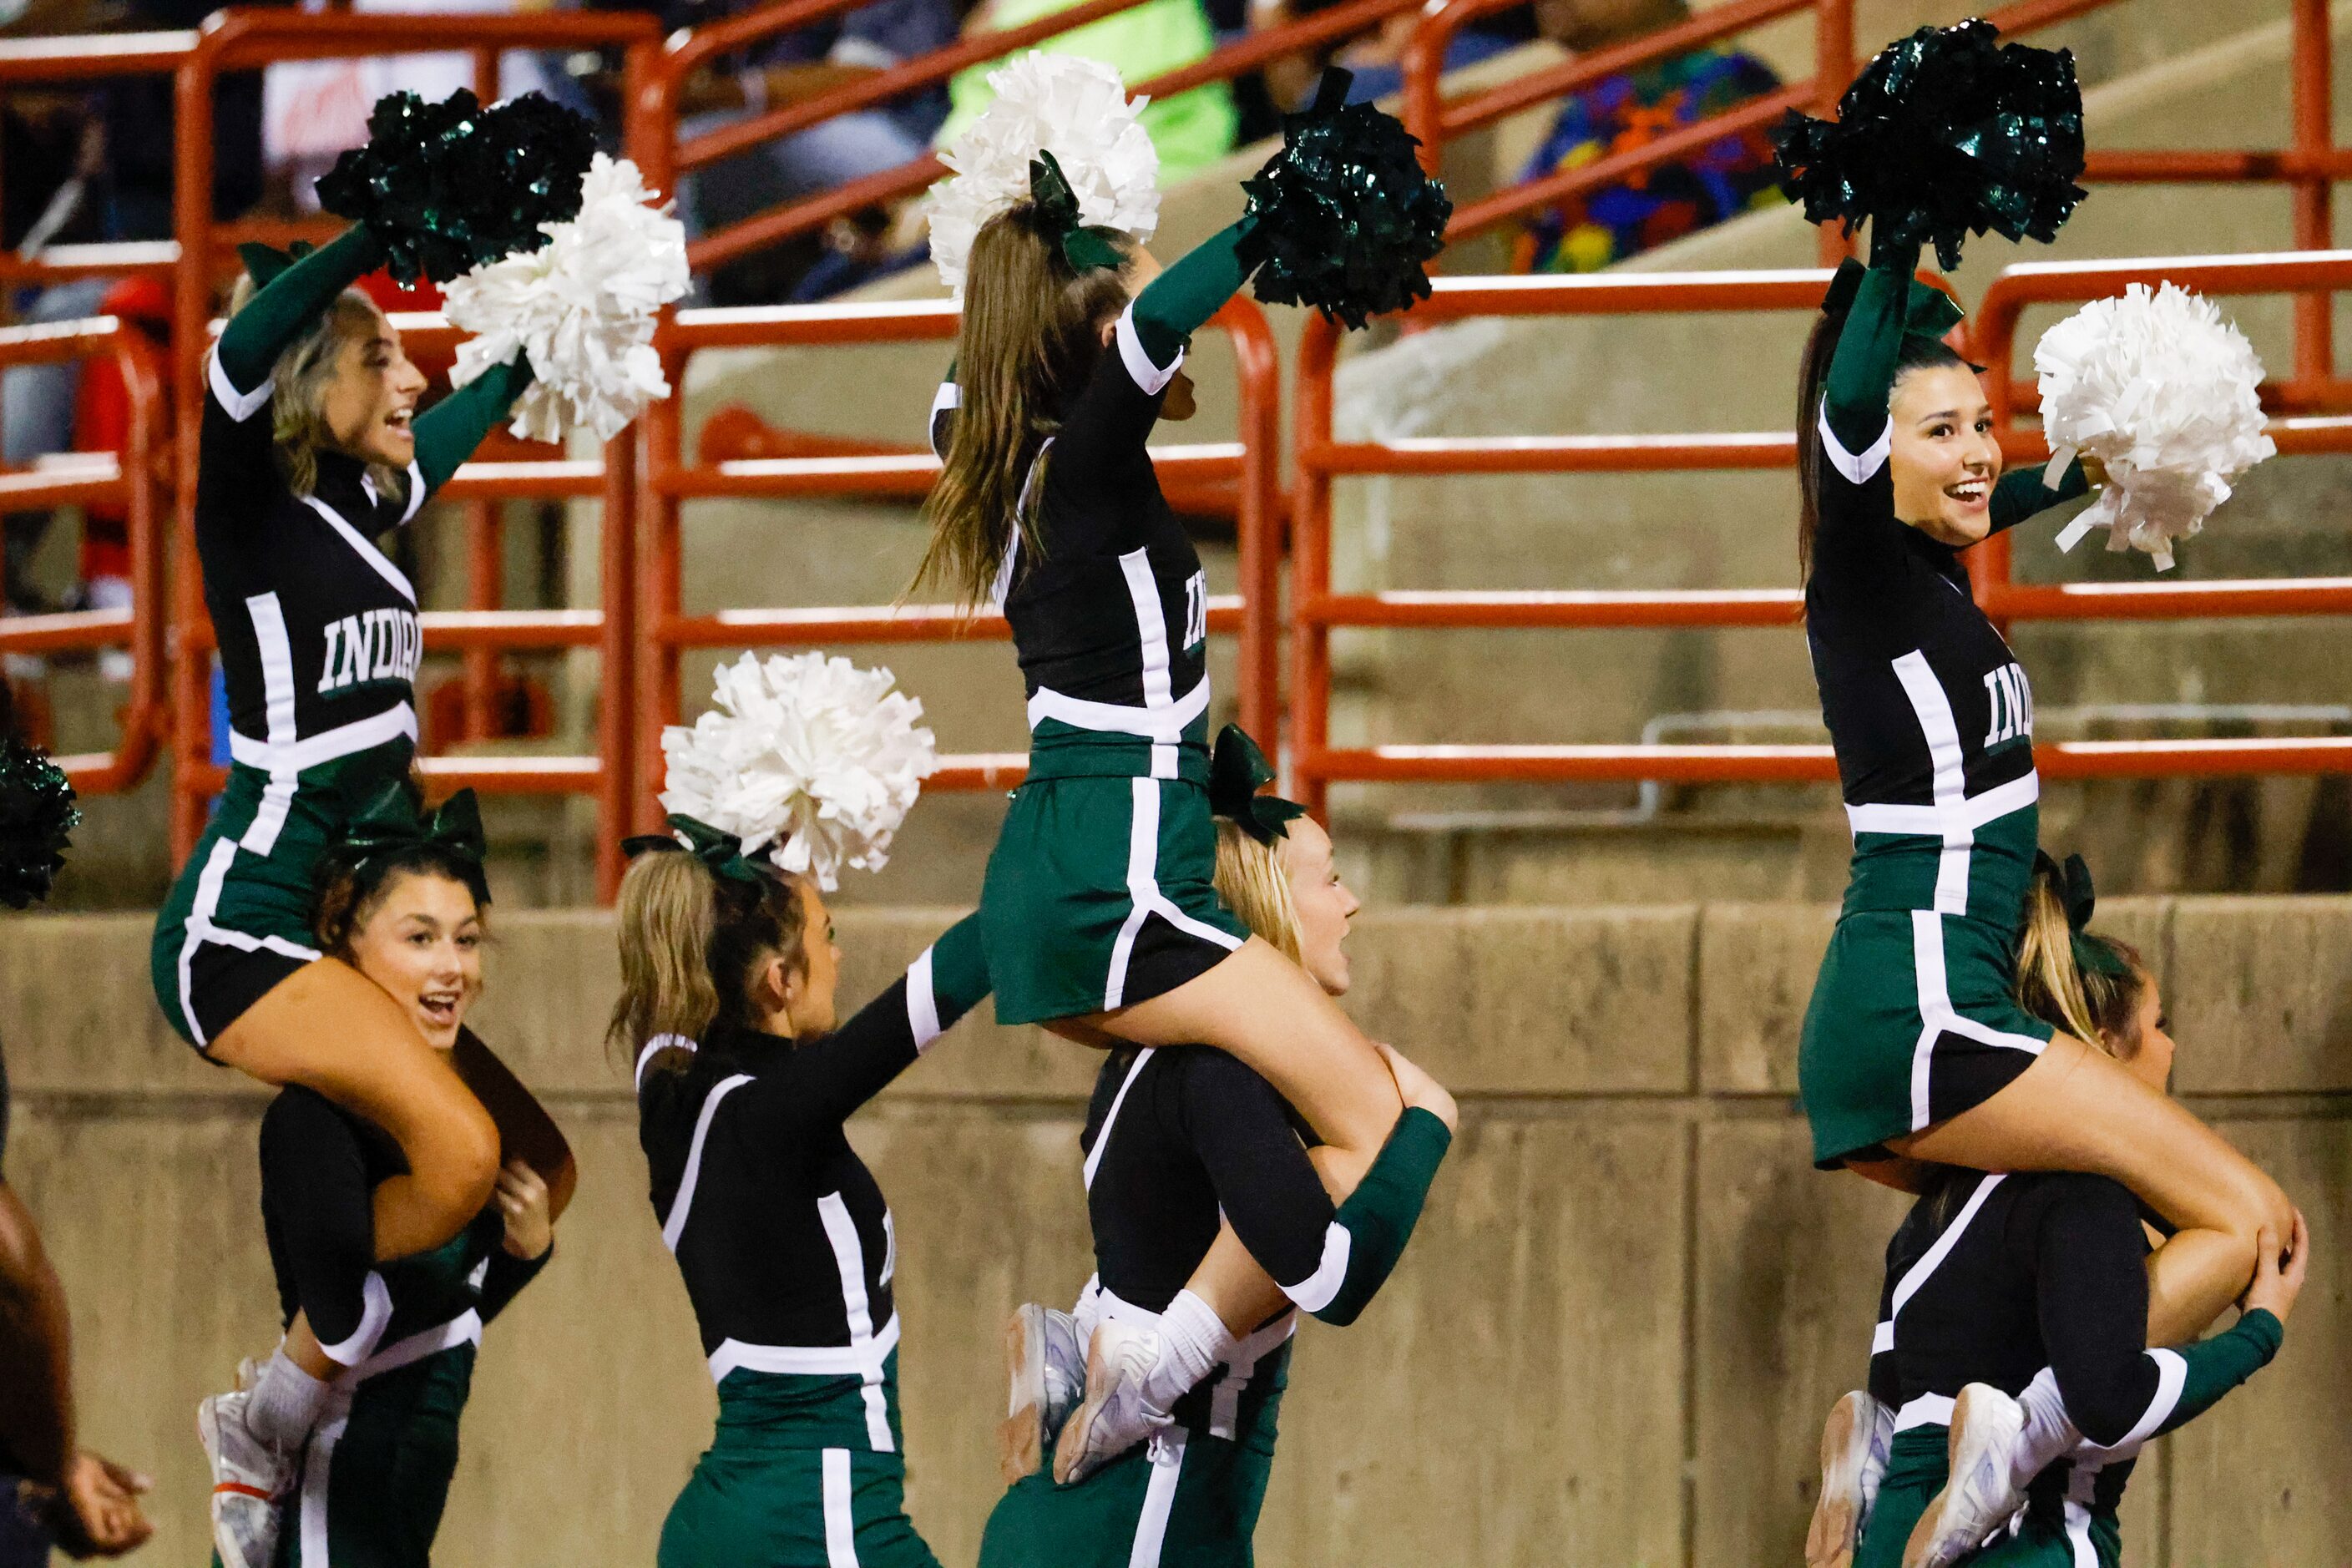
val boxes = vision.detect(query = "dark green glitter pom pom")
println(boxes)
[316,89,598,285]
[1237,69,1453,331]
[0,734,78,908]
[1772,19,2086,271]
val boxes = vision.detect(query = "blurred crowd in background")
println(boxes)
[2,0,1786,635]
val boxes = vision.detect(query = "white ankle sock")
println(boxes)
[2011,1368,2081,1484]
[1142,1290,1234,1414]
[245,1345,331,1452]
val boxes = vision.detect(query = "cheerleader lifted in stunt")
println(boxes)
[158,89,680,1568]
[979,728,1454,1568]
[916,55,1451,1480]
[225,787,570,1568]
[1809,854,2306,1568]
[1773,23,2300,1563]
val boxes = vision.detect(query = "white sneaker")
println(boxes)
[1050,1319,1171,1486]
[1806,1390,1894,1568]
[1903,1383,2026,1568]
[998,1303,1087,1485]
[197,1363,292,1568]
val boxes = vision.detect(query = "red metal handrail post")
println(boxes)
[1216,297,1282,746]
[2293,0,2334,385]
[463,499,501,740]
[1291,313,1343,815]
[636,330,688,837]
[170,28,220,862]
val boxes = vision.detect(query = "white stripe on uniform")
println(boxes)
[662,1075,752,1251]
[1908,913,2046,1131]
[1889,651,1973,915]
[822,1447,862,1567]
[816,1191,895,1452]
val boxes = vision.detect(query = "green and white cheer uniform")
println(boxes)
[230,1086,549,1568]
[980,1047,1451,1566]
[150,228,529,1050]
[1854,1169,2281,1568]
[643,918,989,1568]
[965,224,1256,1024]
[1795,241,2090,1167]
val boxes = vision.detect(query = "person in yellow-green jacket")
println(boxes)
[938,1,1238,181]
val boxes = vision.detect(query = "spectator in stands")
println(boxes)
[1248,0,1530,120]
[937,2,1237,184]
[1510,0,1783,273]
[667,0,960,301]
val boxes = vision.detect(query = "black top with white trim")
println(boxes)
[1867,1168,2280,1520]
[200,346,431,781]
[636,915,989,1435]
[1080,1044,1349,1320]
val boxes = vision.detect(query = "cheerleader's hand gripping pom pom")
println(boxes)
[2033,282,2275,571]
[1237,68,1452,331]
[659,651,939,892]
[926,53,1161,296]
[0,733,78,908]
[316,89,598,285]
[443,153,691,443]
[1771,20,2085,271]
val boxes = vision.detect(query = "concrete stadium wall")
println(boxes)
[1,899,2344,1566]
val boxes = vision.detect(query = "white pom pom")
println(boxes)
[2033,282,2276,571]
[925,53,1160,296]
[444,153,690,444]
[659,651,938,892]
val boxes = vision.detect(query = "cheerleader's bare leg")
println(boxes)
[1889,1032,2294,1343]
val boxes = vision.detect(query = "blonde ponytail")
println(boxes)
[1212,819,1303,964]
[2016,857,2150,1056]
[609,851,721,1064]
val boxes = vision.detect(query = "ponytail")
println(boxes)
[912,203,1134,609]
[2016,857,2148,1056]
[1211,818,1303,964]
[608,849,811,1070]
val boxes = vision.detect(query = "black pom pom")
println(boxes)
[1237,70,1453,331]
[1772,19,2085,271]
[0,734,78,909]
[315,89,597,285]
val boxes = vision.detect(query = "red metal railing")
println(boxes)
[1288,259,2352,814]
[1401,0,2346,345]
[159,11,664,896]
[635,0,1428,277]
[634,295,1282,830]
[0,316,166,791]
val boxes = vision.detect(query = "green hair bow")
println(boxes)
[1208,726,1307,846]
[1029,152,1125,276]
[621,814,776,888]
[1820,257,1968,348]
[237,240,316,289]
[337,781,491,907]
[2038,848,2131,979]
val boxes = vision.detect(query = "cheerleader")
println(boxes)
[215,784,569,1568]
[978,727,1454,1567]
[1808,855,2306,1568]
[1791,219,2299,1509]
[919,95,1452,1475]
[617,821,991,1568]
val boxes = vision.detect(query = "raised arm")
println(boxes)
[1818,237,1920,463]
[1186,1051,1451,1328]
[412,356,535,495]
[1126,221,1252,370]
[1989,459,2090,537]
[215,227,383,397]
[739,913,991,1132]
[2029,1174,2283,1450]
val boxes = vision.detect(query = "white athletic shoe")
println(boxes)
[197,1361,292,1568]
[1902,1383,2026,1568]
[1050,1319,1171,1486]
[1806,1389,1894,1568]
[998,1303,1088,1484]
